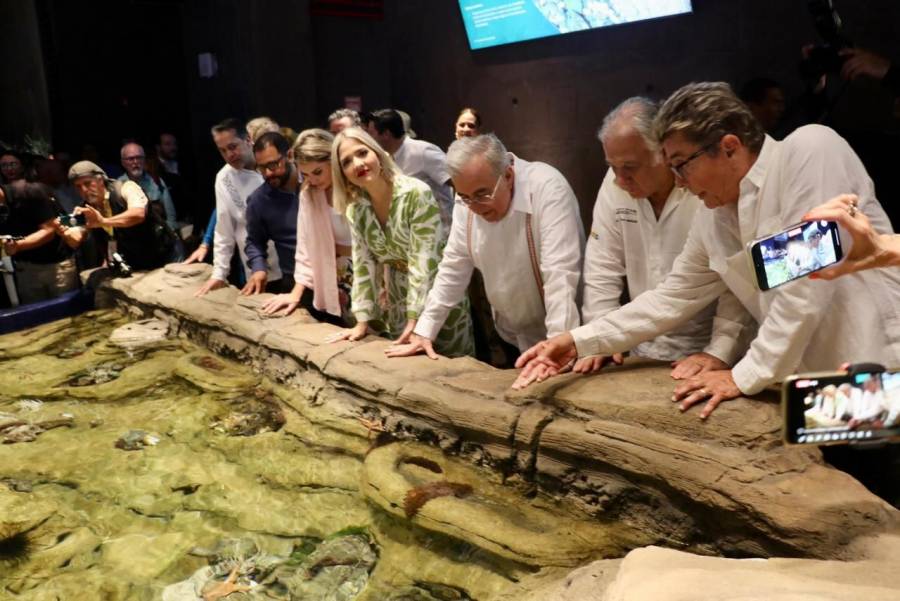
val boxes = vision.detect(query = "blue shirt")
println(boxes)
[244,182,299,277]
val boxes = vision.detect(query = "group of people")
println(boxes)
[4,82,900,421]
[804,374,900,431]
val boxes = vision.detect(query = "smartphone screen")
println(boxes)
[749,221,843,291]
[784,371,900,445]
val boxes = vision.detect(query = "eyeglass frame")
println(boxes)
[121,155,146,163]
[669,141,718,180]
[257,154,286,174]
[454,170,506,206]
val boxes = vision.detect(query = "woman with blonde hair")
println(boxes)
[262,128,352,323]
[325,127,474,356]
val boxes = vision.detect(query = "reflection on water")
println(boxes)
[0,310,631,600]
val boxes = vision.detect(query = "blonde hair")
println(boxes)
[654,82,765,154]
[330,127,400,215]
[292,128,333,164]
[246,116,280,144]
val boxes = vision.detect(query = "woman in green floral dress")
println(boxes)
[325,127,474,357]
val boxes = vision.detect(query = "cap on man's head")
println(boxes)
[68,160,108,181]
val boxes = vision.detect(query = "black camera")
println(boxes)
[109,252,133,278]
[799,0,853,81]
[58,213,87,227]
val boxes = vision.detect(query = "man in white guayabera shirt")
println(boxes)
[385,133,584,362]
[574,96,753,380]
[195,118,281,297]
[515,82,900,420]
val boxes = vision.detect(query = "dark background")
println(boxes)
[2,0,899,226]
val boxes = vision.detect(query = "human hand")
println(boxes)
[395,319,417,345]
[670,352,730,380]
[803,194,900,279]
[385,333,439,359]
[74,205,104,228]
[511,332,578,390]
[671,369,741,419]
[839,48,891,81]
[573,352,624,374]
[261,292,301,316]
[195,278,227,297]
[240,271,267,295]
[182,243,209,264]
[324,321,368,343]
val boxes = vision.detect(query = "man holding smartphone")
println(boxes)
[515,82,900,420]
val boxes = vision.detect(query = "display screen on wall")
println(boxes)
[458,1,693,50]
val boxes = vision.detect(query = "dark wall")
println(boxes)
[0,0,52,145]
[313,0,900,226]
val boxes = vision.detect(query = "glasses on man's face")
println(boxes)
[257,155,285,174]
[122,155,145,163]
[455,172,504,206]
[669,142,717,180]
[1,162,22,169]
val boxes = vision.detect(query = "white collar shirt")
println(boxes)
[582,170,752,363]
[416,154,584,351]
[571,125,900,394]
[211,164,282,282]
[393,137,454,224]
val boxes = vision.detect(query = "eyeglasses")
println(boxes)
[1,162,22,169]
[257,155,285,173]
[122,155,145,163]
[669,142,717,179]
[455,172,504,206]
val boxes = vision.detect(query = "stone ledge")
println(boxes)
[99,264,900,560]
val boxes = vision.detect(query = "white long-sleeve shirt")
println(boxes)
[571,125,900,394]
[211,164,281,282]
[416,155,584,351]
[583,170,753,364]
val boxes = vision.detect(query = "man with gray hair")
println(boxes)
[385,133,584,361]
[515,82,900,420]
[575,97,753,380]
[328,108,360,135]
[118,142,180,244]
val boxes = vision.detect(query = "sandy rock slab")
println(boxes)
[600,546,900,601]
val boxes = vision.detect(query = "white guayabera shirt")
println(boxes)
[583,169,753,364]
[571,125,900,395]
[211,164,281,283]
[416,155,585,351]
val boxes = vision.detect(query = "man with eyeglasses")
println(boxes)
[385,133,584,363]
[195,118,282,297]
[514,82,900,421]
[576,97,753,380]
[117,142,181,257]
[241,131,299,295]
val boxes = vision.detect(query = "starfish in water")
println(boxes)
[357,416,386,440]
[202,564,252,601]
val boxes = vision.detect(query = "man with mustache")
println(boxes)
[242,131,299,295]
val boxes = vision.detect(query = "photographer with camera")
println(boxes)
[68,160,177,273]
[0,180,79,304]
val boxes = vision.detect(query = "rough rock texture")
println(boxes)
[98,265,900,561]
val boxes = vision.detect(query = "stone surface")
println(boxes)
[100,267,900,562]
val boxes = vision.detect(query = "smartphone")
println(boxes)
[783,369,900,445]
[748,220,843,291]
[58,212,87,227]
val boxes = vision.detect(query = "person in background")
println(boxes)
[514,82,900,420]
[328,108,361,135]
[574,97,752,380]
[1,152,25,184]
[366,108,455,225]
[739,78,785,135]
[194,118,281,297]
[454,107,481,140]
[385,133,582,363]
[326,127,474,356]
[242,132,299,295]
[262,128,352,325]
[118,142,179,239]
[803,194,900,279]
[246,116,280,145]
[0,181,79,303]
[69,160,176,271]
